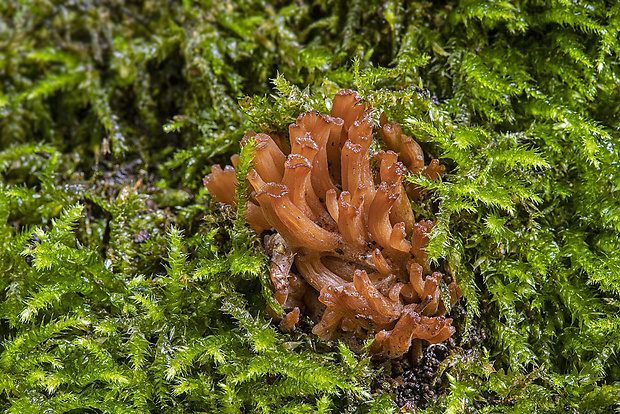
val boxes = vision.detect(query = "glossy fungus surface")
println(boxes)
[205,90,460,358]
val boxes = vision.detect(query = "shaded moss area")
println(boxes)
[1,0,619,412]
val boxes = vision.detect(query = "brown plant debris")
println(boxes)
[204,90,460,358]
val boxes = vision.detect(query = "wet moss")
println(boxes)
[1,1,620,412]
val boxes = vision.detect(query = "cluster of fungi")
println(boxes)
[205,90,461,359]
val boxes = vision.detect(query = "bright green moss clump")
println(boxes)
[1,0,620,412]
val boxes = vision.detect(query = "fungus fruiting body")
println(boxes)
[205,90,460,358]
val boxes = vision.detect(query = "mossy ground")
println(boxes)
[1,1,620,413]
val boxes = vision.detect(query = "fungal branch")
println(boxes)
[204,90,460,359]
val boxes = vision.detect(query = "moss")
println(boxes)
[1,0,619,412]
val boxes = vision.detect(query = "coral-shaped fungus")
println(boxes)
[204,90,460,358]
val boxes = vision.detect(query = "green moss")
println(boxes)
[1,0,620,412]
